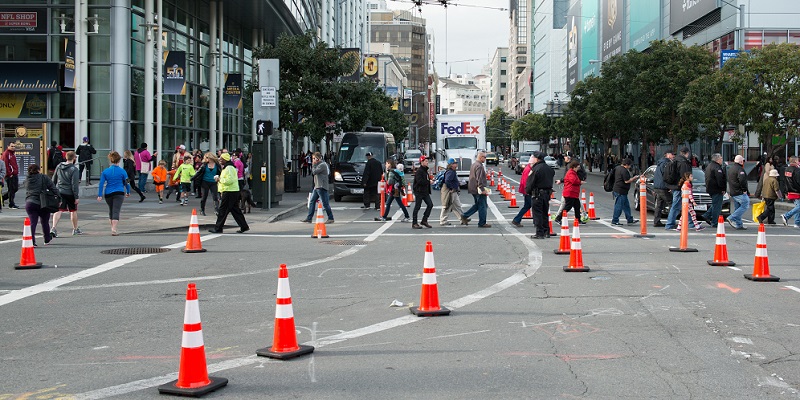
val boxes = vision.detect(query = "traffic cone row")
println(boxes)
[707,215,735,266]
[554,211,570,255]
[182,209,207,253]
[311,202,329,239]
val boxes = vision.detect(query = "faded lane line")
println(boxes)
[785,286,800,294]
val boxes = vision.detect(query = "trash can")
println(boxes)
[284,171,298,193]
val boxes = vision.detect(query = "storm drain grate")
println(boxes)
[322,240,368,246]
[101,247,172,255]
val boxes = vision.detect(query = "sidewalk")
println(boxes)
[0,174,314,236]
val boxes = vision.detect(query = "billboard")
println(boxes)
[566,1,581,93]
[669,0,718,34]
[601,0,624,62]
[222,73,242,109]
[581,0,599,80]
[162,51,186,95]
[339,48,361,81]
[629,0,660,51]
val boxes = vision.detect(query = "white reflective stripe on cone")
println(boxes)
[22,238,33,247]
[572,240,582,250]
[422,272,437,284]
[275,303,295,319]
[277,278,291,299]
[189,226,200,234]
[181,330,205,348]
[424,252,435,269]
[184,300,201,324]
[716,236,726,245]
[755,247,768,257]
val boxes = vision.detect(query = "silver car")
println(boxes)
[544,156,559,169]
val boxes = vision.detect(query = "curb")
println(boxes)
[268,202,306,223]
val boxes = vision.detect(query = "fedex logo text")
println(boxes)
[440,122,480,135]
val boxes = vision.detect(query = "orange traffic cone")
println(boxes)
[587,192,599,220]
[411,241,451,317]
[548,210,554,236]
[554,211,571,255]
[257,264,315,359]
[708,215,735,266]
[744,224,780,282]
[564,218,590,272]
[522,208,532,220]
[669,182,698,252]
[406,183,414,203]
[580,190,587,213]
[311,202,329,239]
[182,209,207,253]
[14,218,42,270]
[158,283,228,396]
[490,176,495,187]
[508,194,519,208]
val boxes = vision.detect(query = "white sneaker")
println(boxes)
[401,217,411,222]
[73,228,83,235]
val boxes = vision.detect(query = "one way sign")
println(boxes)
[256,120,273,136]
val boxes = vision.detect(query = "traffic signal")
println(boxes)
[256,120,273,136]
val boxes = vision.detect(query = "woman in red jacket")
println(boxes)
[555,160,584,225]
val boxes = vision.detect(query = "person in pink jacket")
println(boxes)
[511,155,536,227]
[555,160,584,225]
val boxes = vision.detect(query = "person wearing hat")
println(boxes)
[439,157,466,225]
[361,151,383,210]
[411,156,433,229]
[757,167,780,225]
[76,136,96,185]
[525,151,555,238]
[209,152,249,233]
[172,144,187,170]
[726,154,749,230]
[610,158,640,227]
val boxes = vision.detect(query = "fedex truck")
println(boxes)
[435,114,486,186]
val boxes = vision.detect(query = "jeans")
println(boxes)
[463,193,488,226]
[653,188,671,225]
[728,193,750,227]
[138,171,148,192]
[305,188,334,221]
[612,192,634,224]
[702,193,724,226]
[382,195,409,219]
[512,194,532,224]
[665,190,681,229]
[200,180,220,213]
[784,199,800,226]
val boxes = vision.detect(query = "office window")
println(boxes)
[501,70,506,75]
[500,83,506,88]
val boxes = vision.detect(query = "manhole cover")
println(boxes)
[322,240,368,246]
[101,247,172,255]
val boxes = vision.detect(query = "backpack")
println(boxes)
[603,167,616,192]
[49,148,65,167]
[662,159,679,185]
[432,170,446,190]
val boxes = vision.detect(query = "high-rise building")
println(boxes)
[531,0,567,113]
[320,0,368,50]
[489,48,509,113]
[507,0,532,117]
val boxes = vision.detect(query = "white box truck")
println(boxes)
[435,114,486,187]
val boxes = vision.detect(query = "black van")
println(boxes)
[332,131,397,202]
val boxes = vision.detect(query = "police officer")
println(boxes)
[525,151,555,239]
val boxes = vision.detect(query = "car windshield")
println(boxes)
[518,152,534,162]
[338,144,384,163]
[444,137,478,149]
[405,151,422,159]
[487,153,497,158]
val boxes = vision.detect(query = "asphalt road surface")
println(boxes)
[1,162,799,399]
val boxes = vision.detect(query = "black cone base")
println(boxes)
[181,248,207,253]
[256,344,314,360]
[554,249,570,255]
[744,274,780,282]
[669,247,698,252]
[14,262,43,270]
[410,306,451,317]
[634,234,655,238]
[708,260,736,266]
[158,376,228,397]
[563,266,590,272]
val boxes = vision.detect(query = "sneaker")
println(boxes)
[9,205,19,209]
[440,222,452,226]
[627,219,639,225]
[695,225,706,232]
[781,214,788,226]
[159,200,163,204]
[511,221,523,227]
[300,219,312,223]
[611,222,624,226]
[401,217,411,222]
[376,217,387,222]
[653,222,666,227]
[51,228,58,238]
[460,216,469,225]
[360,205,369,209]
[734,226,747,230]
[72,228,83,235]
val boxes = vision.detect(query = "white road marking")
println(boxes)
[785,286,800,294]
[426,329,490,340]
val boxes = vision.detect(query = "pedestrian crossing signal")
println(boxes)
[256,120,273,136]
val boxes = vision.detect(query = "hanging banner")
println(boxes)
[0,62,59,92]
[340,48,361,81]
[64,38,76,89]
[363,55,378,80]
[566,0,581,93]
[629,0,660,52]
[384,86,399,110]
[223,73,242,109]
[162,51,186,95]
[601,0,624,62]
[581,0,599,80]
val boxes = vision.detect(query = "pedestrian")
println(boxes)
[511,155,536,227]
[165,162,180,201]
[97,151,130,236]
[702,153,727,227]
[461,151,491,227]
[439,158,466,226]
[152,160,168,204]
[76,136,96,185]
[172,144,187,170]
[24,164,58,246]
[525,152,555,238]
[47,141,65,176]
[174,155,196,206]
[122,150,146,202]
[754,160,773,199]
[51,151,82,237]
[411,156,433,229]
[757,169,780,225]
[555,160,584,225]
[208,152,249,233]
[675,172,706,232]
[610,158,640,227]
[376,159,410,222]
[651,151,674,227]
[664,147,693,230]
[781,156,800,228]
[726,154,750,230]
[0,155,4,212]
[3,142,20,209]
[553,152,586,221]
[135,143,155,193]
[301,152,335,223]
[361,151,383,210]
[192,150,203,198]
[194,153,221,216]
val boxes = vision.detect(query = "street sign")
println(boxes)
[260,86,277,107]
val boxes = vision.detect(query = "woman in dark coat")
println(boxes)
[24,164,58,246]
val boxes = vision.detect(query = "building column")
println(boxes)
[217,1,224,151]
[110,0,130,154]
[209,1,217,153]
[73,0,83,149]
[156,0,163,162]
[143,0,154,151]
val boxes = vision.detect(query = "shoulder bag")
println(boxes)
[40,177,61,213]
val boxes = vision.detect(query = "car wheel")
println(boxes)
[633,195,640,211]
[334,195,343,202]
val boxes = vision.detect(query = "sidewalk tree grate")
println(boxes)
[322,240,368,246]
[101,247,172,255]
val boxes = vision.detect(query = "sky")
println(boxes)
[385,0,510,77]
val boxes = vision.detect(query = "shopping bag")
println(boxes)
[751,201,765,221]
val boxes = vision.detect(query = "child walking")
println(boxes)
[173,156,196,206]
[676,171,706,232]
[152,160,168,204]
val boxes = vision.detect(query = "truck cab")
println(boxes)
[332,131,397,202]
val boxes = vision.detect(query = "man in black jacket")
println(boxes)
[651,151,674,227]
[781,156,800,228]
[412,156,433,229]
[526,152,555,239]
[611,159,640,226]
[726,154,749,230]
[703,153,727,227]
[76,136,97,185]
[361,152,383,210]
[665,147,694,230]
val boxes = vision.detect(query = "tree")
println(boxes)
[486,107,510,151]
[510,113,550,144]
[679,69,746,154]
